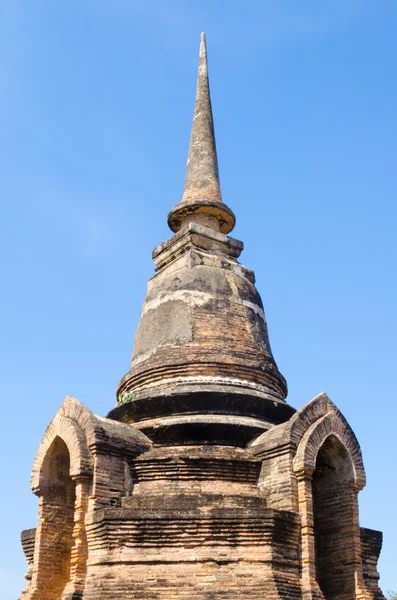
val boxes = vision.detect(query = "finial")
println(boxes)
[168,33,235,234]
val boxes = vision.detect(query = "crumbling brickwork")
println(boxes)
[361,528,385,600]
[20,394,385,600]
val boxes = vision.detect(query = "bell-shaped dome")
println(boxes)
[109,35,293,445]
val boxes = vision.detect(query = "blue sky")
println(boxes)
[1,1,396,597]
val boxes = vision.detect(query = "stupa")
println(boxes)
[20,34,385,600]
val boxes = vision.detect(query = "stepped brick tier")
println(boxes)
[20,34,385,600]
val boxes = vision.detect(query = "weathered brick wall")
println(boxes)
[20,529,36,598]
[82,507,301,600]
[82,560,301,600]
[21,529,36,565]
[361,528,385,600]
[20,395,385,600]
[81,443,302,600]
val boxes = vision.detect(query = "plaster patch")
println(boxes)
[241,300,266,322]
[133,299,193,362]
[142,289,212,315]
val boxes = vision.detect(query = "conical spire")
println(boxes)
[168,33,235,234]
[182,32,221,205]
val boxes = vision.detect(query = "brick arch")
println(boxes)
[29,402,93,600]
[293,410,366,489]
[288,392,353,447]
[58,395,101,449]
[31,412,92,494]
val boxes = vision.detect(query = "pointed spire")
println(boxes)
[168,33,235,235]
[183,32,221,206]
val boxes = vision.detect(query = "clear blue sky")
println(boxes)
[1,1,396,597]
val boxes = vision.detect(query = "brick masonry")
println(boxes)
[20,393,385,600]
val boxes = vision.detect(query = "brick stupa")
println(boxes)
[20,34,385,600]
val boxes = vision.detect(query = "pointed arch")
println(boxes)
[29,399,94,600]
[293,410,366,489]
[31,411,92,494]
[291,400,370,600]
[25,395,152,600]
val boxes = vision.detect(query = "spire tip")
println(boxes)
[167,32,235,235]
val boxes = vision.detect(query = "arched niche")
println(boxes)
[29,410,93,600]
[312,435,356,600]
[293,410,369,600]
[34,436,76,599]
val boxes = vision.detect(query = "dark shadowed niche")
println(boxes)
[312,435,356,600]
[38,437,76,599]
